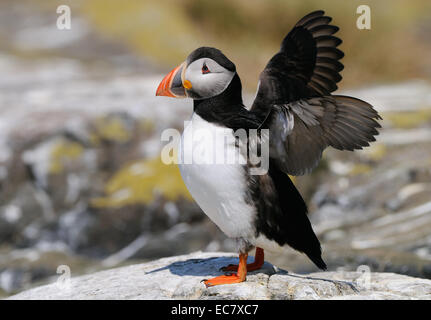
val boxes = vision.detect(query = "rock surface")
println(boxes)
[8,252,431,300]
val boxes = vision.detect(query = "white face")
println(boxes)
[184,58,235,99]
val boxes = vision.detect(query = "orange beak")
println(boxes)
[156,62,187,98]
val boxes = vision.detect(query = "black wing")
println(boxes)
[251,10,381,175]
[252,159,327,269]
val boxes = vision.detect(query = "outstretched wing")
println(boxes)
[251,10,381,175]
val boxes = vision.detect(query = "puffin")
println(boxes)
[156,10,381,287]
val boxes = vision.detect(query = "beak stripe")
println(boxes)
[156,64,183,98]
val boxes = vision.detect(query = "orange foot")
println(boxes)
[203,252,248,287]
[203,274,244,287]
[220,247,264,272]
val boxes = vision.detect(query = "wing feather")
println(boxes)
[251,11,381,175]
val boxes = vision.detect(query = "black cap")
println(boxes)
[187,47,236,72]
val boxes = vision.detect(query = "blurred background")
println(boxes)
[1,0,431,297]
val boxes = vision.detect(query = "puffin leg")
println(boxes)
[203,253,248,287]
[220,247,264,272]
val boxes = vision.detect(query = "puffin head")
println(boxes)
[156,47,236,100]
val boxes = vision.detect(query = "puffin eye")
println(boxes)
[202,63,210,74]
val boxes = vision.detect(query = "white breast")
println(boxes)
[178,113,256,239]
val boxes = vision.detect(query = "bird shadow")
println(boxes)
[144,255,359,292]
[145,255,273,277]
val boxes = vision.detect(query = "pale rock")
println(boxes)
[8,252,431,300]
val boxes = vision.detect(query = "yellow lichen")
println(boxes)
[94,117,131,143]
[91,156,191,208]
[362,143,387,161]
[80,0,195,65]
[385,109,431,129]
[139,119,155,133]
[349,164,372,176]
[49,140,84,174]
[88,132,101,146]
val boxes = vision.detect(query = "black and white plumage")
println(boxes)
[156,10,381,286]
